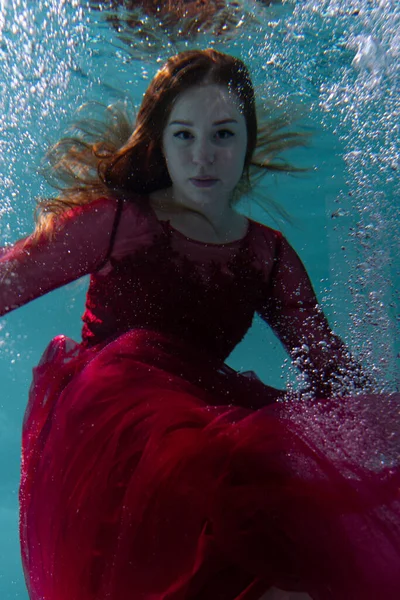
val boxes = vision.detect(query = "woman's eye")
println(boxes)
[215,129,234,140]
[172,129,234,141]
[174,130,193,140]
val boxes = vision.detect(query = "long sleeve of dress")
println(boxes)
[0,197,119,317]
[257,232,372,398]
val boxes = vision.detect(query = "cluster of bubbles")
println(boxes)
[0,0,87,236]
[302,0,399,390]
[242,0,398,390]
[0,0,398,387]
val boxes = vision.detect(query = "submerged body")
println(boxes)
[3,194,399,600]
[1,50,400,599]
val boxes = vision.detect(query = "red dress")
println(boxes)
[1,195,399,600]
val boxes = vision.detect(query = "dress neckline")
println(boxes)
[148,201,251,247]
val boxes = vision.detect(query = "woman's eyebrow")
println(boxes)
[169,119,239,126]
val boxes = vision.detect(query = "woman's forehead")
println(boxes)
[168,84,244,122]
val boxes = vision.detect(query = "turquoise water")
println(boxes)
[0,1,398,597]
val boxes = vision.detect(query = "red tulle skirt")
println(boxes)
[19,329,400,600]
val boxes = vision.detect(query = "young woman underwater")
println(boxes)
[1,49,400,600]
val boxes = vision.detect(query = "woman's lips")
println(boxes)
[190,178,219,188]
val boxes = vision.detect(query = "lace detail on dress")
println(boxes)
[158,218,260,280]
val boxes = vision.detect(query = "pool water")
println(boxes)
[0,1,398,597]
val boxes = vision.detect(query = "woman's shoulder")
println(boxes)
[244,218,295,273]
[67,194,148,217]
[62,195,119,217]
[104,194,161,261]
[247,217,284,247]
[67,194,152,233]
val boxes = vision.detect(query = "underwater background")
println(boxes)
[0,0,398,596]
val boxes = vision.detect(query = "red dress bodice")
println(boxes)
[82,208,274,360]
[81,197,365,397]
[0,194,368,397]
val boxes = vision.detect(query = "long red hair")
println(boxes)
[36,49,308,238]
[102,49,258,196]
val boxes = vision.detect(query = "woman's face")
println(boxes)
[162,84,248,211]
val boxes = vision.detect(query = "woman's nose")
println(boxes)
[192,139,215,165]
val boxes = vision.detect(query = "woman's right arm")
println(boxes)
[0,196,119,316]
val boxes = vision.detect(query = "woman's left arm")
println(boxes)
[257,232,373,398]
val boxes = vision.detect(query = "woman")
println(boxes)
[1,49,400,600]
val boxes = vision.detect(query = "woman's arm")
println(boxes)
[0,197,119,316]
[257,233,373,398]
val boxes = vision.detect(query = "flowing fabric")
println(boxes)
[1,195,399,599]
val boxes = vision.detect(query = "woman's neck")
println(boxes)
[148,188,247,244]
[149,187,236,231]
